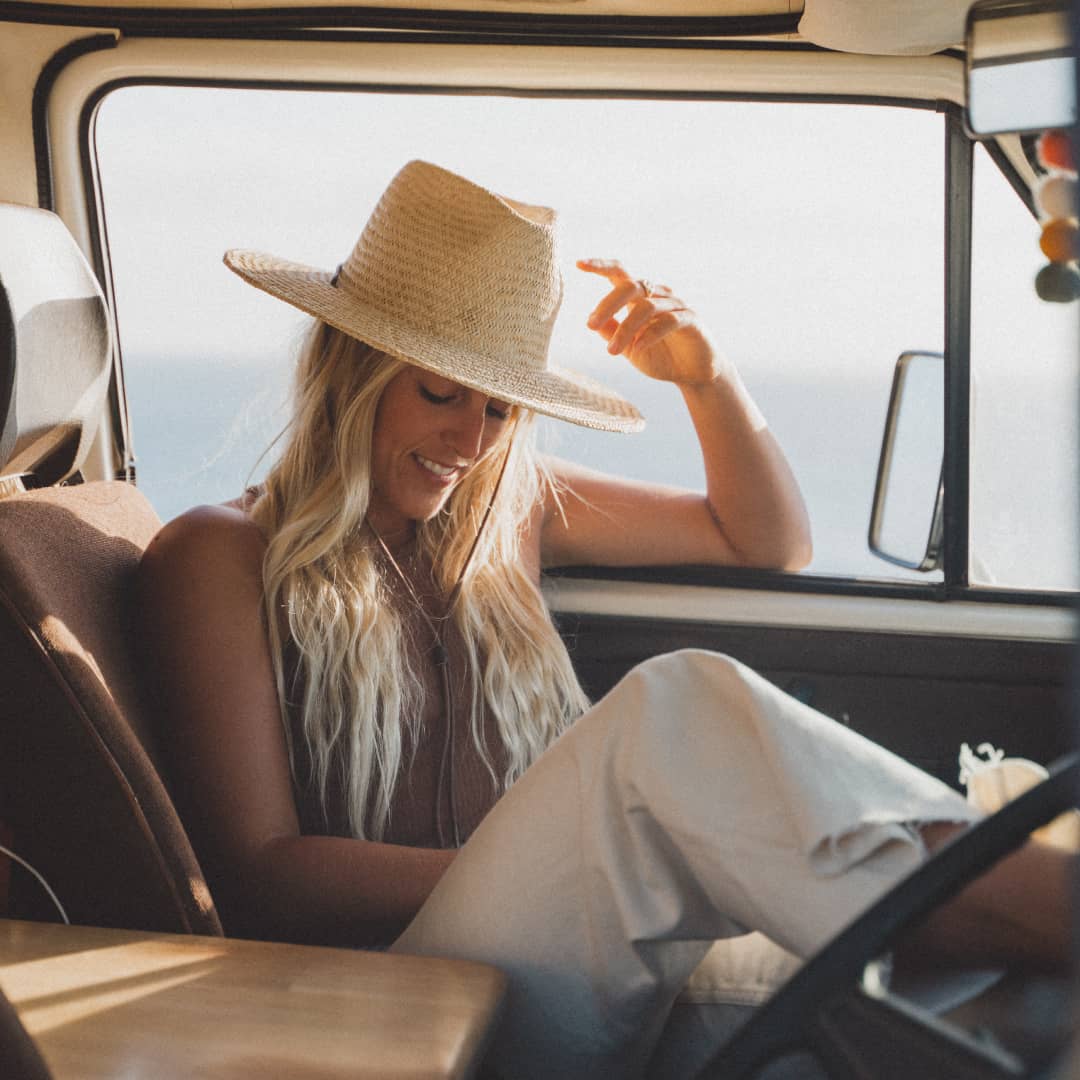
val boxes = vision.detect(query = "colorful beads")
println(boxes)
[1033,129,1079,303]
[1035,262,1080,302]
[1038,129,1075,171]
[1039,217,1079,261]
[1037,174,1077,219]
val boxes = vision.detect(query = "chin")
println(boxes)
[405,498,451,524]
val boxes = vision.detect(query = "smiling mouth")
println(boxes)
[415,453,461,481]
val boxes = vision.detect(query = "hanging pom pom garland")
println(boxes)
[1034,130,1080,302]
[1038,129,1074,171]
[1038,174,1077,220]
[1039,215,1080,261]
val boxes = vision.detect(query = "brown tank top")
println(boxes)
[284,552,509,849]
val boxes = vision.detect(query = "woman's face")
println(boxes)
[367,366,512,538]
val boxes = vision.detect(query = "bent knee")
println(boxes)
[636,649,743,679]
[631,650,757,705]
[603,649,768,747]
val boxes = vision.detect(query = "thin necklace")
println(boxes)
[372,532,458,844]
[368,424,517,847]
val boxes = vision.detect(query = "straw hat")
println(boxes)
[224,160,644,433]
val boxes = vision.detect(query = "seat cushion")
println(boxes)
[0,481,221,934]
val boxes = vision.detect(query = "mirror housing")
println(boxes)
[965,0,1076,137]
[868,351,944,573]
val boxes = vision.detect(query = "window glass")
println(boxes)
[970,145,1079,591]
[96,87,944,579]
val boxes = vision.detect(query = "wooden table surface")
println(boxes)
[0,919,506,1078]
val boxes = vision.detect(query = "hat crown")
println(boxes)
[337,160,563,374]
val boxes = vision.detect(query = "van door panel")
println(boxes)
[560,613,1072,788]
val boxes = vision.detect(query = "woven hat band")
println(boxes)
[337,161,562,374]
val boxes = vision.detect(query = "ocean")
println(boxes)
[125,354,941,584]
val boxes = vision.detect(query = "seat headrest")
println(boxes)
[0,203,112,485]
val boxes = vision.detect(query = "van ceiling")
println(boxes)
[10,0,796,11]
[0,0,972,55]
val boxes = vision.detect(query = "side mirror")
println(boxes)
[966,0,1077,137]
[868,351,944,573]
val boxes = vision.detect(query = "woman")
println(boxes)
[140,160,1069,1078]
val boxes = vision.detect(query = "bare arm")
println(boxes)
[139,505,454,946]
[541,261,811,571]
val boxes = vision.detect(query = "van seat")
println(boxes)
[0,201,221,935]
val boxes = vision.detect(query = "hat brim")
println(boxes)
[224,249,645,434]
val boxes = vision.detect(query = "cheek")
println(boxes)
[480,424,510,457]
[368,421,411,494]
[369,430,390,483]
[370,395,414,474]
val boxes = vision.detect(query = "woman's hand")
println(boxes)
[577,258,722,388]
[547,256,811,573]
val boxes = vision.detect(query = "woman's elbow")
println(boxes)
[779,529,813,571]
[734,528,813,572]
[770,510,813,571]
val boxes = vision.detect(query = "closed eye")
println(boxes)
[420,382,509,421]
[419,385,455,406]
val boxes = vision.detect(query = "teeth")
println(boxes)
[416,454,457,478]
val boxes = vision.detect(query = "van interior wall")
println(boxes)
[0,23,100,208]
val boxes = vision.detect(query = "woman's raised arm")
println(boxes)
[540,260,811,572]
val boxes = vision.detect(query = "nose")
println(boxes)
[444,394,489,461]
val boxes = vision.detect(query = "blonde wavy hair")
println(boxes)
[251,321,590,840]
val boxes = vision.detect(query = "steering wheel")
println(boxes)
[698,753,1079,1079]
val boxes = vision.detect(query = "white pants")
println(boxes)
[392,651,977,1078]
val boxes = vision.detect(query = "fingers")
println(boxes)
[631,308,695,351]
[576,257,629,281]
[575,258,639,288]
[603,295,672,354]
[586,278,643,332]
[636,280,675,300]
[577,257,689,353]
[578,258,672,297]
[581,265,676,322]
[609,301,693,356]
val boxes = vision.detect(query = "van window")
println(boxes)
[969,144,1079,591]
[96,86,946,580]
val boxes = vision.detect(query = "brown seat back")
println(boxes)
[0,481,222,934]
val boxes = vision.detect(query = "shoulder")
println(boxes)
[144,502,265,570]
[140,502,266,605]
